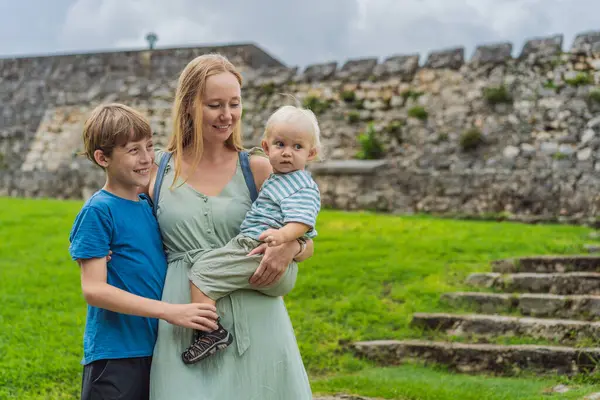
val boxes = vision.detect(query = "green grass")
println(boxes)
[312,366,597,400]
[1,197,600,399]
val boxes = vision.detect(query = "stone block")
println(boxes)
[335,58,378,80]
[373,54,419,79]
[471,42,513,66]
[519,34,563,59]
[571,31,600,54]
[298,62,337,82]
[424,47,464,69]
[309,160,388,175]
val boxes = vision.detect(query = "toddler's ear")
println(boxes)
[261,140,270,155]
[307,147,318,161]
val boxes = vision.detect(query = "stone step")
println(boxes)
[492,255,600,273]
[466,272,600,295]
[411,312,600,345]
[441,292,600,320]
[351,340,600,375]
[585,244,600,253]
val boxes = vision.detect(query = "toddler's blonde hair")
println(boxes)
[263,105,322,157]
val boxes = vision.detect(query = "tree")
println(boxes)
[145,32,158,50]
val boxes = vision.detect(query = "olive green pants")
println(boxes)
[188,234,298,301]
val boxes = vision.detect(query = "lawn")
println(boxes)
[1,197,599,399]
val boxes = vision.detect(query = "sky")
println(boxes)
[0,0,598,68]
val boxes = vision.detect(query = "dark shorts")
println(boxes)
[81,356,152,400]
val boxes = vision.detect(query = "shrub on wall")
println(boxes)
[353,98,365,110]
[346,111,361,124]
[565,72,593,87]
[340,90,356,103]
[302,96,331,115]
[401,89,423,102]
[384,120,404,142]
[588,89,600,104]
[260,82,275,96]
[460,128,483,151]
[408,106,428,120]
[483,85,512,105]
[356,123,384,160]
[543,80,559,90]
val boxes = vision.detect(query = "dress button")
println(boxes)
[207,229,212,234]
[204,212,208,216]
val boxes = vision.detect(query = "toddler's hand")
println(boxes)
[259,229,286,247]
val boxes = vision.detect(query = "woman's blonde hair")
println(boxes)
[167,53,244,185]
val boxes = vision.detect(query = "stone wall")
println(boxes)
[0,43,283,198]
[3,32,600,223]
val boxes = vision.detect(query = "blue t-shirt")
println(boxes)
[69,189,167,365]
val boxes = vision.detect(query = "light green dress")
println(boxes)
[149,150,312,400]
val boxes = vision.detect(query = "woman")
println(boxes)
[147,54,314,399]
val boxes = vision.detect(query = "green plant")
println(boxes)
[565,72,593,87]
[401,89,423,101]
[543,80,557,90]
[383,97,392,110]
[408,106,428,121]
[589,89,600,104]
[302,95,331,115]
[340,90,356,103]
[483,85,512,105]
[260,82,275,95]
[356,123,384,160]
[353,98,365,110]
[384,120,404,135]
[552,152,569,160]
[460,128,483,151]
[437,133,449,143]
[346,111,360,124]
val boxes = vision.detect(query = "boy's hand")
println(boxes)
[259,228,286,247]
[163,303,219,331]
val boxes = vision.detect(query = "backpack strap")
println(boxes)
[152,151,172,216]
[239,150,258,203]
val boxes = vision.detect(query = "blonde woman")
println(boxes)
[146,54,313,399]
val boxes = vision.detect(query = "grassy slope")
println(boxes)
[1,197,599,399]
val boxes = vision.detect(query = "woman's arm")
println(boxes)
[295,238,314,262]
[249,153,272,190]
[248,238,314,287]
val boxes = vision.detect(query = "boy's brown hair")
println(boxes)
[82,103,152,167]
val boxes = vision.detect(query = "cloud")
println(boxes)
[348,0,600,62]
[53,0,600,68]
[60,0,358,66]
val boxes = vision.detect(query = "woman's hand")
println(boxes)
[247,240,300,287]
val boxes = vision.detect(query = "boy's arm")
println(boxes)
[79,257,218,331]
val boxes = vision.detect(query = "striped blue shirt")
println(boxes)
[241,170,321,240]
